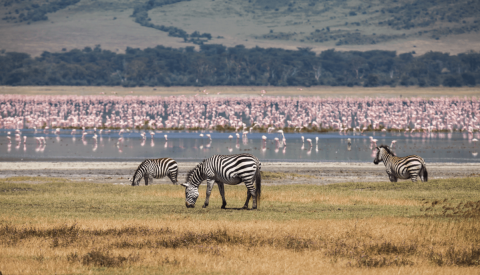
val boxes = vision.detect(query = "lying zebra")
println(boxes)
[181,153,261,209]
[130,158,178,186]
[373,145,428,182]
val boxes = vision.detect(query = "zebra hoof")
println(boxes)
[202,204,208,208]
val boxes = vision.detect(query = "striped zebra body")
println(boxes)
[374,145,428,182]
[181,153,261,209]
[131,158,178,186]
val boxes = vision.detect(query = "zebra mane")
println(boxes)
[379,145,395,156]
[185,160,204,182]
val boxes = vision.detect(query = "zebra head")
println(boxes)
[130,171,143,186]
[180,163,204,208]
[374,145,394,164]
[181,182,199,208]
[373,146,381,164]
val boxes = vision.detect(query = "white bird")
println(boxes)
[206,134,211,140]
[390,140,397,148]
[347,138,351,145]
[306,138,312,147]
[262,135,267,142]
[301,136,304,143]
[164,134,168,141]
[316,137,319,144]
[199,134,204,137]
[228,135,233,139]
[236,133,240,139]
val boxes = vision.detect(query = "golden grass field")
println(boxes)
[1,85,480,98]
[1,175,480,274]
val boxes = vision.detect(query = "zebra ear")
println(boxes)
[375,146,379,150]
[180,182,189,188]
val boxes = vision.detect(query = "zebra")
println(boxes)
[130,158,178,186]
[373,145,428,182]
[181,153,261,209]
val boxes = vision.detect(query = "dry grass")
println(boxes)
[1,176,480,274]
[0,218,479,274]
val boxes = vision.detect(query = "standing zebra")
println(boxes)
[373,145,428,182]
[181,153,261,209]
[130,158,178,186]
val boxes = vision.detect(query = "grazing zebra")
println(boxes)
[130,158,178,186]
[373,145,428,182]
[181,153,261,209]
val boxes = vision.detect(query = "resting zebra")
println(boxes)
[373,145,428,182]
[130,158,178,186]
[181,153,261,209]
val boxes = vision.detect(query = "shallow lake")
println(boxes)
[0,129,479,163]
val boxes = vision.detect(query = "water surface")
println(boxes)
[0,130,478,163]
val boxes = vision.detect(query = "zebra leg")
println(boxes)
[243,192,251,209]
[243,183,257,209]
[410,174,418,182]
[217,182,227,209]
[203,178,215,208]
[144,173,149,186]
[388,174,398,182]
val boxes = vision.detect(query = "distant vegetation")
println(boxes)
[0,44,479,87]
[256,0,480,46]
[1,0,80,23]
[131,0,212,44]
[2,0,480,48]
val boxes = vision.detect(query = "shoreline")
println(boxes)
[1,161,479,185]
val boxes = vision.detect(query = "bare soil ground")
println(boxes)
[1,85,480,98]
[1,161,479,185]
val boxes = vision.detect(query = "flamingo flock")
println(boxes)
[1,94,480,159]
[0,95,479,136]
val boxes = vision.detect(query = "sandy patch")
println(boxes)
[1,161,479,186]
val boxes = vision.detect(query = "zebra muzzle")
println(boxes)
[186,202,195,208]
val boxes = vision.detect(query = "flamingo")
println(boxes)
[390,140,397,148]
[306,138,312,147]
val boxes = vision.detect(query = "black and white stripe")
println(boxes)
[373,145,428,182]
[131,158,178,186]
[181,153,261,209]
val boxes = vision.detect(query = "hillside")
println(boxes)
[1,0,480,57]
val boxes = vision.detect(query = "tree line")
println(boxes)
[0,44,478,87]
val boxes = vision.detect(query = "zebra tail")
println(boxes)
[423,166,428,182]
[255,168,261,207]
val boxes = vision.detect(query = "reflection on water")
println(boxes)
[0,129,479,162]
